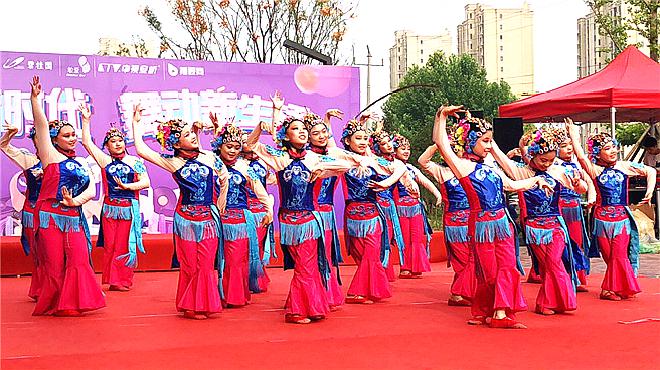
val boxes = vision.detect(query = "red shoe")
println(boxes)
[309,315,325,322]
[600,291,622,301]
[576,285,589,293]
[54,309,81,317]
[535,306,556,315]
[467,316,487,325]
[489,317,527,329]
[448,298,472,307]
[398,271,414,279]
[285,314,311,324]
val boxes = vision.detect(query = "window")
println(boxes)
[397,47,400,52]
[470,24,472,29]
[500,35,503,40]
[420,40,423,45]
[500,45,503,51]
[500,14,503,19]
[500,67,504,72]
[500,56,503,62]
[420,49,423,54]
[421,59,424,64]
[500,24,503,30]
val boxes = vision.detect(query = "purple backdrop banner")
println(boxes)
[0,51,360,236]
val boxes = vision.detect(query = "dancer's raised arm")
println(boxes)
[566,117,597,178]
[131,104,177,173]
[432,106,468,178]
[29,76,59,167]
[80,103,111,168]
[0,124,39,170]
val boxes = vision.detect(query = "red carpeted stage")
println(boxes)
[2,263,659,369]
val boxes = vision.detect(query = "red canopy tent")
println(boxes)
[498,46,660,124]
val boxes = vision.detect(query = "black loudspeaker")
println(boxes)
[457,110,484,120]
[493,117,523,154]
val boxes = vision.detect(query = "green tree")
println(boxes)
[616,122,649,145]
[140,0,355,64]
[586,0,659,61]
[383,52,515,229]
[383,52,515,163]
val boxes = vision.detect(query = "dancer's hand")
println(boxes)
[638,195,653,205]
[29,76,42,98]
[435,196,442,207]
[113,176,130,190]
[209,112,221,134]
[270,90,284,110]
[78,103,92,123]
[30,167,44,179]
[0,122,19,147]
[439,105,463,120]
[506,148,521,159]
[260,212,273,227]
[325,109,344,121]
[309,168,323,183]
[536,177,554,197]
[366,180,389,192]
[60,187,77,207]
[133,103,144,123]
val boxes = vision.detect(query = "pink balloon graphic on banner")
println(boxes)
[294,65,352,97]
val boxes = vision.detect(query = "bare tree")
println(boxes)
[140,0,356,64]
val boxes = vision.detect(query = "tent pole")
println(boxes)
[610,106,617,140]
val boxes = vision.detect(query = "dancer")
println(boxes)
[1,124,43,300]
[490,128,587,315]
[210,117,273,307]
[241,137,277,293]
[340,119,419,304]
[304,110,347,308]
[418,144,476,306]
[80,104,150,292]
[29,76,105,316]
[131,104,228,320]
[554,127,595,292]
[392,133,442,279]
[433,106,553,329]
[244,94,360,324]
[369,128,411,281]
[567,118,655,301]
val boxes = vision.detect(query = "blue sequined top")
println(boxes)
[226,166,248,209]
[522,171,561,218]
[344,166,379,203]
[463,163,506,211]
[105,158,140,200]
[317,176,337,205]
[25,161,42,203]
[442,177,470,212]
[558,161,581,200]
[247,159,268,199]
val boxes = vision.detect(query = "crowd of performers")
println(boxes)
[2,76,655,328]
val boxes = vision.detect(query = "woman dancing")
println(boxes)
[418,144,476,306]
[433,106,553,328]
[567,118,655,301]
[1,124,43,300]
[131,104,228,320]
[80,104,150,292]
[210,118,273,307]
[392,133,442,279]
[29,76,104,316]
[490,128,587,315]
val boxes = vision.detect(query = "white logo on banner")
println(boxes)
[2,56,53,71]
[167,62,205,77]
[66,56,92,77]
[98,62,159,75]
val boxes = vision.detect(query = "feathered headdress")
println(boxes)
[155,119,187,151]
[588,132,618,163]
[302,111,326,132]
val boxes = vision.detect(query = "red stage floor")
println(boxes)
[2,264,659,369]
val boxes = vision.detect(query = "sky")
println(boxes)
[1,0,590,111]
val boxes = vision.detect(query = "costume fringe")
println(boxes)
[524,224,555,245]
[39,211,80,232]
[279,217,322,246]
[21,210,34,229]
[346,217,379,237]
[174,213,219,242]
[102,203,133,220]
[474,215,512,243]
[396,203,422,218]
[444,225,469,243]
[561,205,583,224]
[593,218,629,239]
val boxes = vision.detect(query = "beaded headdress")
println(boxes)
[370,130,393,155]
[452,113,493,155]
[211,122,244,151]
[588,132,618,163]
[48,120,74,139]
[302,112,326,132]
[341,119,370,148]
[103,126,126,147]
[526,128,559,159]
[155,119,187,151]
[392,133,410,149]
[274,115,305,150]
